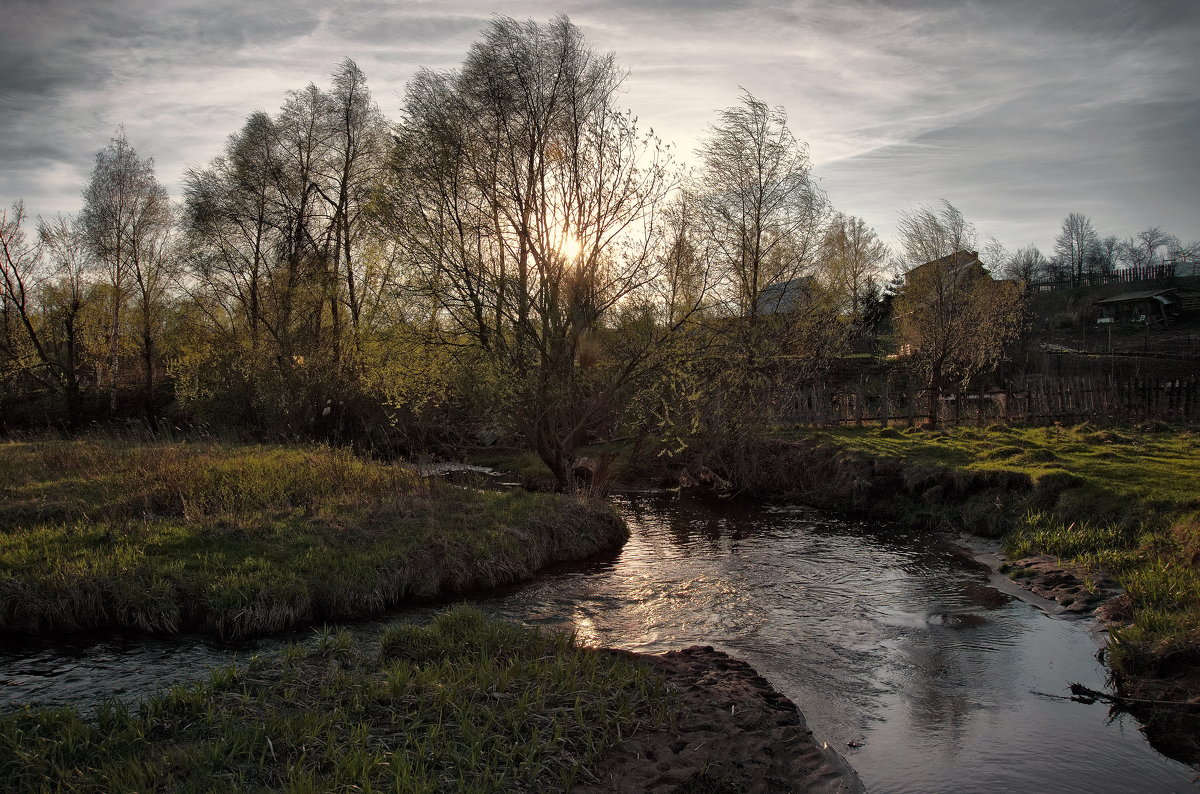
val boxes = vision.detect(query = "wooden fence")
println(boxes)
[1030,263,1178,292]
[779,375,1200,428]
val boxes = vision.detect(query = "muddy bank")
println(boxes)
[999,555,1127,624]
[579,646,863,793]
[995,555,1200,765]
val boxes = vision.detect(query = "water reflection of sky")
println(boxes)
[467,494,1196,793]
[1,493,1195,792]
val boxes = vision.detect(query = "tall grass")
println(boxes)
[0,439,627,639]
[0,608,675,792]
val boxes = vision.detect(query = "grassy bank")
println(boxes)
[0,438,626,639]
[811,424,1200,668]
[757,422,1200,761]
[0,607,674,792]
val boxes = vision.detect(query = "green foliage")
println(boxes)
[0,608,674,792]
[0,438,626,638]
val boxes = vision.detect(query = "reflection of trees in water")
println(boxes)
[617,494,751,552]
[616,492,1041,756]
[902,640,974,752]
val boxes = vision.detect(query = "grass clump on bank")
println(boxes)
[0,438,626,639]
[0,607,674,792]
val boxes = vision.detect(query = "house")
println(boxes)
[1093,288,1182,324]
[902,249,987,287]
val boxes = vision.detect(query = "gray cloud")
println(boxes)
[1,0,1197,253]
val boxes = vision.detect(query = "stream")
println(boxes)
[2,492,1196,792]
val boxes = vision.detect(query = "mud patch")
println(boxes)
[1001,555,1123,625]
[576,646,863,793]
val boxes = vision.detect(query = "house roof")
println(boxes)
[903,250,981,280]
[755,276,814,314]
[1094,289,1176,305]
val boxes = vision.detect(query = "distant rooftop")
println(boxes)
[1094,289,1175,305]
[755,276,815,315]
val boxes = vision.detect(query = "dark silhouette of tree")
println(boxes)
[696,91,826,360]
[1053,212,1098,286]
[894,202,1023,427]
[383,15,675,486]
[819,212,888,326]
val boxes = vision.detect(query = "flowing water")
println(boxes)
[2,492,1196,792]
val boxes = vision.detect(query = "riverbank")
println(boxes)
[688,423,1200,764]
[0,607,862,793]
[0,438,626,639]
[470,423,1200,763]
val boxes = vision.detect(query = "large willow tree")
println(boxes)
[383,15,675,486]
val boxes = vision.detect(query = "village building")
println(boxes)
[1093,287,1200,324]
[754,276,816,315]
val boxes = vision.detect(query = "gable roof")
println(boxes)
[904,250,981,281]
[1094,288,1176,305]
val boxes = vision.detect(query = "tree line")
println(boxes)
[1001,213,1197,286]
[3,16,1029,483]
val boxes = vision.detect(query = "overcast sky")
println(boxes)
[2,0,1197,256]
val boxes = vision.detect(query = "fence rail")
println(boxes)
[1030,263,1179,292]
[779,375,1200,427]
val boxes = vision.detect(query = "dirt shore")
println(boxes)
[984,550,1199,766]
[577,646,863,793]
[999,554,1128,626]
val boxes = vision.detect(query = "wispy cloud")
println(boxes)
[1,0,1196,253]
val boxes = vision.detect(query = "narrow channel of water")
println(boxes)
[1,493,1196,792]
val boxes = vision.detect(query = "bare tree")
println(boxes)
[0,201,53,383]
[696,91,826,346]
[654,188,717,326]
[895,202,1023,426]
[1119,226,1176,269]
[39,213,95,420]
[384,15,675,486]
[1053,212,1099,286]
[1092,235,1121,276]
[1002,244,1048,283]
[317,58,389,347]
[183,63,394,433]
[1169,238,1200,275]
[81,129,172,414]
[898,200,978,265]
[819,212,888,324]
[0,204,101,424]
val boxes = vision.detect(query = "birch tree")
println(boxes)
[81,130,171,414]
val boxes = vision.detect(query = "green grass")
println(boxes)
[814,423,1200,674]
[0,607,674,793]
[468,448,557,490]
[0,438,626,639]
[813,423,1200,516]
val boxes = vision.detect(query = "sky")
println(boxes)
[2,0,1198,257]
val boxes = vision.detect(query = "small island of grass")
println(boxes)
[0,608,673,792]
[0,437,626,639]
